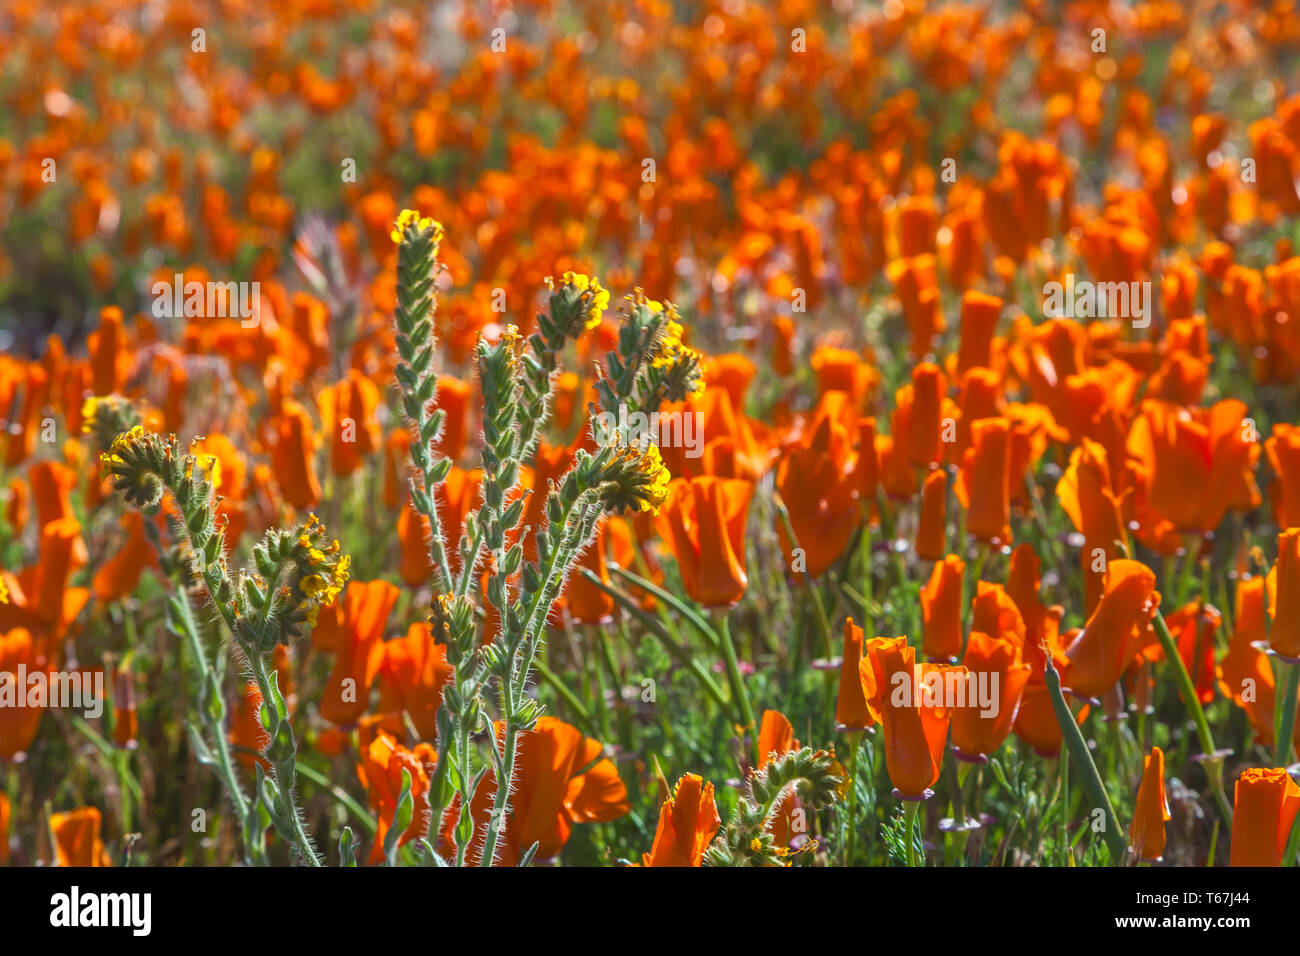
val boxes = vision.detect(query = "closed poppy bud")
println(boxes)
[952,632,1031,760]
[640,773,721,867]
[1266,528,1300,660]
[836,618,873,731]
[920,555,965,661]
[1230,767,1300,867]
[1064,559,1158,699]
[112,663,138,748]
[915,468,947,561]
[955,417,1012,545]
[859,637,953,798]
[956,290,1002,376]
[853,417,880,505]
[772,316,795,377]
[901,363,946,468]
[1129,746,1170,862]
[757,708,799,845]
[897,195,937,257]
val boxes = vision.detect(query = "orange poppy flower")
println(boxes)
[50,806,112,867]
[93,511,158,602]
[320,370,382,476]
[1130,746,1170,862]
[317,580,399,725]
[1126,399,1260,538]
[657,476,753,608]
[952,631,1031,760]
[1063,559,1158,699]
[859,636,955,798]
[836,618,873,731]
[229,681,270,769]
[640,773,721,867]
[375,622,452,742]
[1266,528,1300,660]
[920,555,965,661]
[955,417,1012,545]
[757,708,800,846]
[267,400,322,510]
[915,468,948,561]
[0,628,48,759]
[449,716,629,866]
[1218,575,1297,748]
[357,730,436,865]
[955,290,1002,376]
[1057,439,1129,612]
[776,438,859,580]
[1230,767,1300,867]
[1163,601,1221,705]
[1265,425,1300,528]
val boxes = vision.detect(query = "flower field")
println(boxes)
[2,0,1300,877]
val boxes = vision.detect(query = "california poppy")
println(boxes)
[955,417,1012,545]
[317,580,399,726]
[640,773,720,867]
[915,468,947,561]
[1129,746,1170,862]
[1229,767,1300,867]
[920,556,965,661]
[859,637,955,798]
[836,618,873,731]
[375,622,452,741]
[658,476,753,608]
[1063,560,1157,699]
[952,631,1030,760]
[447,717,629,866]
[1267,528,1300,660]
[357,730,436,864]
[50,807,112,867]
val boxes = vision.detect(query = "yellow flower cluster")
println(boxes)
[390,208,444,244]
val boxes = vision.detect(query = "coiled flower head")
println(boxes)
[101,426,171,509]
[390,208,444,246]
[598,440,671,516]
[546,271,610,337]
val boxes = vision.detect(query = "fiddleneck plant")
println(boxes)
[99,421,350,866]
[703,748,849,867]
[389,210,696,865]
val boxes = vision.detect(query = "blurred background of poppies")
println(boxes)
[2,0,1300,867]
